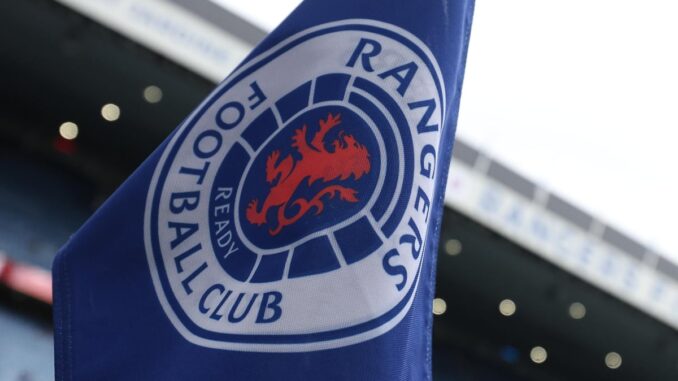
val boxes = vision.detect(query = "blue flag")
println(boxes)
[53,1,474,380]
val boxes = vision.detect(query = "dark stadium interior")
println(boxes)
[1,0,677,380]
[434,209,678,380]
[0,0,211,189]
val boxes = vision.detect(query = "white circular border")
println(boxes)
[144,19,446,352]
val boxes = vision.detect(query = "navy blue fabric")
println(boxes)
[52,1,475,380]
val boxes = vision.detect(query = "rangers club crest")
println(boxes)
[144,19,446,352]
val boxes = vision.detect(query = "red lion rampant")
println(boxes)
[246,113,371,236]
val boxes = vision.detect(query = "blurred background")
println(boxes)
[1,0,677,380]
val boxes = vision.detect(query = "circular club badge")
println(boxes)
[144,19,446,352]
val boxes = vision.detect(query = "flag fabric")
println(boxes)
[52,1,475,380]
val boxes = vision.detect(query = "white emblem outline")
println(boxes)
[144,19,446,352]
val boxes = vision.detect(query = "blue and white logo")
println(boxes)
[144,19,446,352]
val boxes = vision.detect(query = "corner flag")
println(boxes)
[53,0,474,379]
